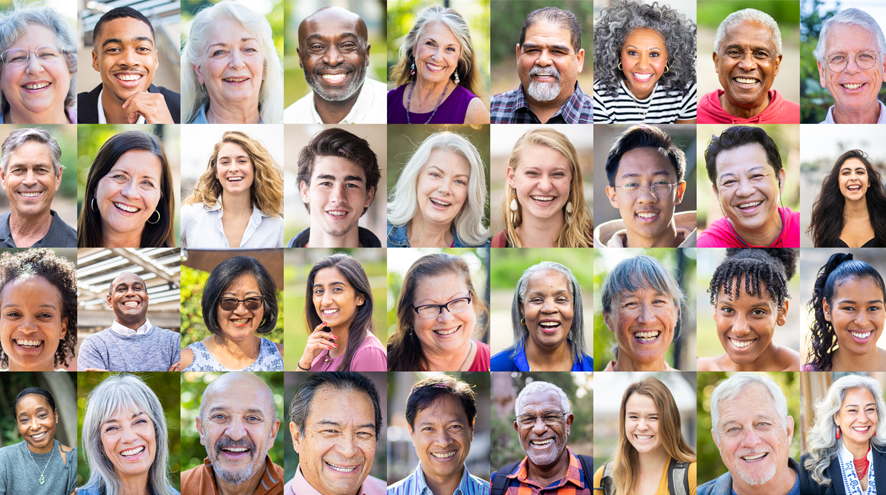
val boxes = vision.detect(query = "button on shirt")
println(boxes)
[180,200,283,248]
[110,318,152,337]
[493,448,590,495]
[490,83,592,124]
[285,465,387,495]
[284,78,388,124]
[388,462,490,495]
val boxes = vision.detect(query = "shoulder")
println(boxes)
[491,231,508,247]
[274,341,284,355]
[490,349,516,371]
[358,227,382,248]
[593,465,605,484]
[387,84,407,100]
[777,346,801,371]
[465,97,490,124]
[696,356,722,371]
[180,347,195,368]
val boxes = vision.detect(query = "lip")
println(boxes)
[528,438,556,449]
[432,325,460,338]
[325,209,350,221]
[728,337,758,352]
[732,77,760,89]
[429,197,452,210]
[319,71,352,85]
[851,425,873,434]
[321,308,340,319]
[849,329,874,344]
[12,338,44,353]
[635,211,660,223]
[219,446,251,461]
[840,82,866,92]
[223,76,249,86]
[119,445,147,461]
[121,300,141,309]
[29,431,48,441]
[537,320,561,335]
[228,317,253,328]
[530,195,556,206]
[633,434,655,443]
[325,461,361,475]
[632,72,654,82]
[21,80,52,93]
[429,450,458,462]
[16,190,44,200]
[225,176,245,183]
[425,62,445,73]
[733,200,763,215]
[113,202,141,215]
[531,72,558,82]
[113,72,145,89]
[633,330,661,344]
[740,452,769,463]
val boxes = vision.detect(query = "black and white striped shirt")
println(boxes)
[593,79,697,123]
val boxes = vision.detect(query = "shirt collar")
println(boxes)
[840,439,873,464]
[0,210,67,247]
[310,80,373,124]
[294,464,374,495]
[515,82,587,120]
[110,318,152,337]
[823,100,886,124]
[97,88,146,124]
[412,461,476,495]
[508,447,585,489]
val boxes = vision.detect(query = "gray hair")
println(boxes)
[813,8,886,63]
[508,262,589,364]
[387,132,489,246]
[288,371,382,440]
[181,0,283,123]
[0,4,77,114]
[804,374,886,486]
[81,374,175,495]
[710,373,789,443]
[714,9,782,56]
[600,255,685,324]
[397,6,475,81]
[519,7,582,53]
[0,127,62,174]
[515,381,570,416]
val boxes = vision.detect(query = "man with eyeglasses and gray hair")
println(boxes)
[490,381,592,495]
[815,8,886,124]
[699,373,800,495]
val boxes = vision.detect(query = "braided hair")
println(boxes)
[708,249,798,311]
[808,253,886,371]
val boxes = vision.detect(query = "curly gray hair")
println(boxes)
[593,0,696,97]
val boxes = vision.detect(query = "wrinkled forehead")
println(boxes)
[306,384,375,425]
[717,385,780,428]
[721,19,778,49]
[825,22,879,55]
[524,20,574,50]
[518,390,562,414]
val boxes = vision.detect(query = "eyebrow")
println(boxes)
[836,299,884,304]
[522,42,572,53]
[416,292,469,305]
[527,288,570,297]
[625,44,662,51]
[422,36,458,48]
[427,165,469,179]
[718,165,766,180]
[114,282,144,290]
[208,405,265,415]
[316,419,375,429]
[221,291,260,296]
[103,411,144,425]
[620,170,673,179]
[3,302,57,309]
[102,36,154,49]
[208,38,257,49]
[313,281,347,288]
[315,173,365,183]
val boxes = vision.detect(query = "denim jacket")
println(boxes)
[387,220,491,248]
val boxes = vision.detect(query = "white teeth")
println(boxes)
[116,74,142,81]
[227,177,243,182]
[843,83,863,89]
[124,301,138,307]
[637,212,658,218]
[322,309,338,315]
[851,331,872,339]
[328,463,357,472]
[430,451,456,459]
[15,339,41,347]
[530,439,554,446]
[532,196,554,202]
[430,198,451,207]
[742,453,766,461]
[734,78,758,84]
[328,211,346,217]
[31,432,46,439]
[114,203,139,213]
[24,82,49,90]
[19,192,40,197]
[635,435,653,440]
[731,339,754,348]
[223,447,248,452]
[224,77,247,82]
[321,74,347,82]
[534,72,555,77]
[634,331,660,341]
[121,446,144,456]
[426,63,444,72]
[231,319,250,324]
[633,73,653,81]
[853,426,871,431]
[737,201,762,209]
[538,322,560,327]
[434,328,458,336]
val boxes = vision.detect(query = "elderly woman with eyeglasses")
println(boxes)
[0,5,76,124]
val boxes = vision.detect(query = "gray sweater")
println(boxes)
[0,440,76,495]
[78,324,181,371]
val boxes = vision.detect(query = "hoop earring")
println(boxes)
[664,65,669,73]
[617,61,623,70]
[147,210,161,225]
[91,197,97,212]
[520,318,526,327]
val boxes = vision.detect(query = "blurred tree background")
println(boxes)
[77,372,180,491]
[490,372,592,470]
[181,372,284,472]
[593,248,697,371]
[696,371,800,485]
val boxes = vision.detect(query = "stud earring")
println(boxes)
[510,194,518,224]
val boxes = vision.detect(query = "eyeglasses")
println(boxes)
[413,296,472,319]
[219,297,262,311]
[717,173,771,191]
[612,181,679,198]
[824,51,880,72]
[1,45,66,68]
[516,411,566,427]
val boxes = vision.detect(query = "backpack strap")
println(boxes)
[491,461,522,495]
[595,460,614,494]
[667,458,691,495]
[577,454,595,492]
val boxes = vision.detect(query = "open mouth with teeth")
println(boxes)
[633,434,654,442]
[538,321,561,334]
[321,308,339,318]
[114,202,141,214]
[532,72,558,82]
[841,83,865,90]
[430,450,457,460]
[733,77,760,88]
[729,338,757,350]
[120,446,146,459]
[429,198,452,210]
[326,462,358,473]
[22,82,50,91]
[219,446,252,460]
[632,73,654,82]
[735,201,763,212]
[325,210,349,220]
[17,191,43,199]
[633,331,661,343]
[529,438,555,448]
[849,330,874,342]
[14,339,43,350]
[426,63,445,73]
[847,184,862,192]
[741,452,768,462]
[30,431,48,441]
[530,196,556,205]
[123,301,140,309]
[114,73,145,88]
[433,326,459,337]
[636,211,660,223]
[852,425,873,433]
[223,77,249,85]
[229,318,253,328]
[226,176,244,183]
[320,73,351,84]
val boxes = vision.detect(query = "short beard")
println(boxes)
[735,461,776,486]
[306,63,368,102]
[519,433,567,466]
[525,66,561,102]
[208,430,274,487]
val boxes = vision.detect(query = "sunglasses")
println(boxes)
[219,297,262,311]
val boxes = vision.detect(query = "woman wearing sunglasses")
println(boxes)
[178,255,283,371]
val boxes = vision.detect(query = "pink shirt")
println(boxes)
[285,466,387,495]
[697,207,800,248]
[310,332,387,372]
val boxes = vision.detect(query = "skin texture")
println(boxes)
[710,143,786,247]
[516,21,584,122]
[107,272,149,330]
[513,389,574,485]
[625,393,663,456]
[217,273,264,342]
[817,23,886,124]
[216,142,255,197]
[1,24,71,124]
[408,395,473,493]
[839,157,869,201]
[299,156,374,247]
[714,20,782,119]
[0,276,66,371]
[0,140,62,246]
[823,276,886,368]
[606,147,686,248]
[291,386,376,495]
[413,21,460,96]
[603,287,678,371]
[16,394,58,454]
[620,28,668,100]
[412,273,476,370]
[95,149,163,247]
[101,405,157,488]
[414,150,470,234]
[711,281,789,369]
[835,387,877,461]
[520,269,574,368]
[507,145,571,224]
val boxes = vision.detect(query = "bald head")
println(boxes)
[107,272,149,329]
[200,372,276,422]
[298,6,368,46]
[109,272,145,294]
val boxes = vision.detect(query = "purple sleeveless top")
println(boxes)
[387,83,478,124]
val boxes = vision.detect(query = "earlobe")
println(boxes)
[606,186,619,208]
[675,182,686,205]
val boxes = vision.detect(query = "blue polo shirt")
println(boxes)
[490,340,593,371]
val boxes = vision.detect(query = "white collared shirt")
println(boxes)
[110,318,152,337]
[180,199,283,248]
[284,77,387,124]
[97,89,146,124]
[821,100,886,124]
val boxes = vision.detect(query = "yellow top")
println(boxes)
[593,460,697,495]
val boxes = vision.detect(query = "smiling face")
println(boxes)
[714,280,787,366]
[712,143,784,237]
[517,21,584,104]
[514,389,573,468]
[415,149,470,228]
[298,8,370,103]
[838,158,869,202]
[215,142,254,197]
[620,28,668,100]
[101,405,156,481]
[194,18,263,108]
[217,273,264,341]
[16,394,57,454]
[818,23,886,118]
[0,140,61,219]
[507,145,572,223]
[714,20,782,115]
[835,387,878,451]
[604,286,678,369]
[823,275,886,359]
[521,269,574,351]
[409,394,473,485]
[292,386,376,495]
[107,272,149,328]
[414,22,461,85]
[300,156,374,239]
[0,24,71,121]
[91,17,159,105]
[94,149,163,243]
[625,393,663,455]
[412,273,476,359]
[312,267,363,330]
[0,276,66,371]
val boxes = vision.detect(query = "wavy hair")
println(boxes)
[388,6,485,102]
[593,0,696,97]
[807,253,886,371]
[388,132,489,246]
[502,128,591,247]
[182,130,283,217]
[81,374,175,495]
[805,374,886,486]
[182,0,283,123]
[304,254,376,372]
[503,261,589,365]
[808,150,886,247]
[611,378,696,495]
[388,253,488,371]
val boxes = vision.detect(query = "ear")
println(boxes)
[299,180,310,204]
[773,54,783,77]
[59,317,67,339]
[711,428,719,448]
[818,60,827,89]
[822,298,832,322]
[565,413,574,435]
[152,47,159,72]
[54,167,63,192]
[107,292,113,310]
[712,51,719,72]
[365,43,371,60]
[513,418,520,435]
[92,49,99,72]
[407,423,416,448]
[603,311,615,333]
[576,48,585,73]
[515,43,520,62]
[364,186,375,210]
[0,167,5,188]
[268,418,280,448]
[786,415,794,441]
[606,186,619,208]
[357,294,365,306]
[290,422,301,453]
[777,300,789,326]
[196,416,206,446]
[193,63,204,86]
[506,167,517,190]
[296,47,304,69]
[675,181,686,205]
[777,168,786,195]
[711,182,719,198]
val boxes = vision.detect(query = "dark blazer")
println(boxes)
[799,449,886,495]
[77,83,181,123]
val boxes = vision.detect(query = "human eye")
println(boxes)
[557,297,569,304]
[720,306,734,314]
[623,181,640,189]
[649,51,660,58]
[653,180,670,187]
[318,181,333,187]
[136,46,152,53]
[755,50,769,59]
[830,54,846,63]
[727,49,741,57]
[623,301,639,309]
[524,170,539,177]
[859,52,876,62]
[455,178,467,186]
[104,425,118,432]
[870,305,883,312]
[422,426,434,432]
[244,47,259,54]
[721,179,736,187]
[626,49,637,57]
[429,171,442,178]
[751,308,767,316]
[105,47,121,54]
[450,424,463,430]
[357,430,374,438]
[4,310,20,318]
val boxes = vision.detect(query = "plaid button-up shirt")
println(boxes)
[490,84,592,124]
[492,448,590,495]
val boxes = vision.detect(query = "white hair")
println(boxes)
[710,373,789,443]
[714,9,782,56]
[813,8,886,63]
[388,132,489,246]
[515,381,570,416]
[181,0,283,123]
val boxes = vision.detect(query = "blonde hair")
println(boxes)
[502,128,592,247]
[183,131,284,217]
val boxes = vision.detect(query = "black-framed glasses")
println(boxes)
[219,297,262,311]
[413,296,472,319]
[612,181,679,198]
[516,411,567,427]
[825,51,880,72]
[1,45,66,67]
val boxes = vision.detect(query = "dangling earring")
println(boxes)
[410,59,415,76]
[618,61,623,70]
[510,194,518,224]
[566,200,574,223]
[664,64,670,73]
[836,427,841,440]
[454,71,460,85]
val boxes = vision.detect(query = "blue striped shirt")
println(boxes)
[388,462,490,495]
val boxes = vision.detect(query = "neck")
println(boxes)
[116,471,149,495]
[306,222,362,248]
[9,358,54,372]
[116,318,147,332]
[326,322,351,359]
[214,460,266,495]
[832,347,881,372]
[102,227,145,248]
[424,340,472,371]
[729,210,783,247]
[408,216,452,247]
[637,446,670,473]
[101,89,131,124]
[422,463,464,495]
[526,450,570,488]
[8,208,53,239]
[844,198,869,219]
[413,77,449,101]
[206,100,261,124]
[515,212,564,247]
[833,100,881,124]
[733,342,780,372]
[613,355,668,372]
[625,221,680,248]
[721,92,770,119]
[732,463,796,495]
[525,338,572,370]
[845,438,871,460]
[7,106,68,124]
[221,190,253,217]
[26,437,54,454]
[314,83,363,124]
[212,333,261,360]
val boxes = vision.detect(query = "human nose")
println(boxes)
[225,416,248,441]
[120,179,142,200]
[22,168,38,186]
[636,303,655,324]
[532,417,549,435]
[844,53,862,73]
[25,52,44,74]
[436,306,455,322]
[738,51,756,70]
[329,182,345,203]
[637,185,658,202]
[731,312,752,337]
[335,433,359,457]
[436,179,451,194]
[853,309,870,327]
[229,49,245,70]
[535,49,552,67]
[734,177,755,197]
[121,423,139,444]
[738,427,763,448]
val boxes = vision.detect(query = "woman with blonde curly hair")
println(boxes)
[492,128,591,247]
[181,131,284,248]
